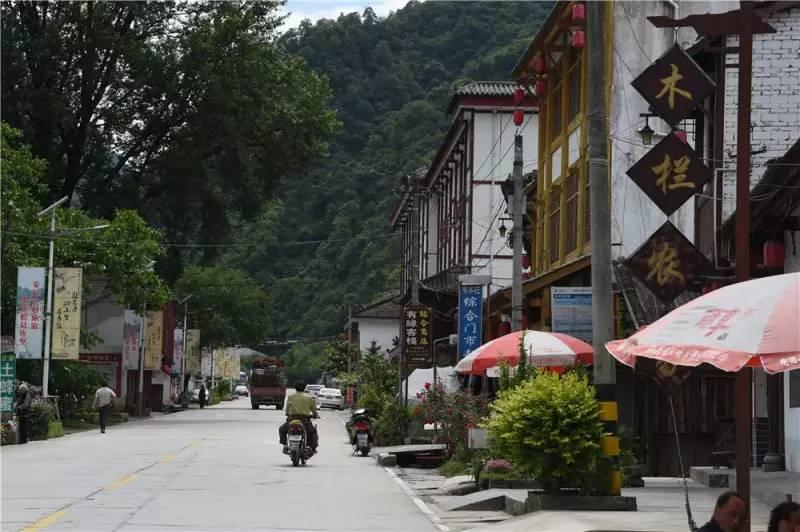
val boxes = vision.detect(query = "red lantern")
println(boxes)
[522,255,531,269]
[535,79,546,98]
[763,241,786,268]
[571,3,586,23]
[514,87,526,106]
[513,109,525,126]
[522,271,531,281]
[533,54,547,75]
[674,129,688,143]
[572,30,585,50]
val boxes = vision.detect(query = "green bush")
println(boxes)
[373,399,409,446]
[47,421,65,438]
[28,400,58,441]
[440,458,470,478]
[485,371,603,493]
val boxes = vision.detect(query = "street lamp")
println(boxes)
[498,217,511,238]
[36,196,108,397]
[178,293,194,401]
[638,113,655,145]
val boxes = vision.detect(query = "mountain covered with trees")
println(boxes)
[227,1,552,343]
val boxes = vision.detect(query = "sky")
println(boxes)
[281,0,410,29]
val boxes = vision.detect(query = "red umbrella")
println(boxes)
[454,330,593,375]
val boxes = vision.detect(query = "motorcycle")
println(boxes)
[285,418,315,466]
[349,408,373,457]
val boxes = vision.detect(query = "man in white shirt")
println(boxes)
[92,382,117,434]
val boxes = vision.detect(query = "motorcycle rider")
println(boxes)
[279,381,319,454]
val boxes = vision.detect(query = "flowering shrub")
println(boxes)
[481,458,517,481]
[413,383,489,456]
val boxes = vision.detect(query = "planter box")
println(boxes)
[527,493,637,512]
[479,479,541,490]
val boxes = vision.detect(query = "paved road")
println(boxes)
[1,398,436,532]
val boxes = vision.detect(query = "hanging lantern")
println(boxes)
[514,87,526,106]
[673,129,688,144]
[513,109,525,126]
[522,254,531,269]
[535,79,547,98]
[571,3,586,23]
[572,30,585,50]
[533,54,547,75]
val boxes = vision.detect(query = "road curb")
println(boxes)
[384,467,451,532]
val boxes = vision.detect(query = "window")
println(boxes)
[549,68,563,140]
[565,174,579,253]
[549,187,561,264]
[567,52,582,125]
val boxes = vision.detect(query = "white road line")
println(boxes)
[384,467,451,532]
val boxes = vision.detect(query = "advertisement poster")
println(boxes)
[52,268,82,359]
[402,306,432,366]
[145,311,163,370]
[122,310,142,370]
[184,330,200,375]
[173,329,184,376]
[201,347,212,377]
[551,287,593,344]
[15,267,46,359]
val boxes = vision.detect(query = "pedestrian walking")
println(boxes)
[14,381,32,444]
[92,382,117,434]
[199,383,207,409]
[768,501,800,532]
[697,491,746,532]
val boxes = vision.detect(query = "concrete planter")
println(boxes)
[479,479,541,490]
[526,493,638,512]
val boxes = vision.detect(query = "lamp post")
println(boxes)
[36,196,108,397]
[178,294,194,401]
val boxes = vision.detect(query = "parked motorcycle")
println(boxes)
[349,408,373,457]
[285,419,315,466]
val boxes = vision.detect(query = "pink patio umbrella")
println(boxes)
[454,330,594,376]
[606,272,800,374]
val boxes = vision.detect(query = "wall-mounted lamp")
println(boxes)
[638,115,655,146]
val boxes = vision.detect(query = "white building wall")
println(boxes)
[608,1,734,258]
[722,6,800,219]
[470,111,538,292]
[356,317,399,356]
[784,204,800,473]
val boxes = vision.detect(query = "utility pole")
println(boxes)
[406,179,420,408]
[137,303,148,417]
[587,2,619,496]
[734,2,756,525]
[36,196,69,398]
[511,136,524,332]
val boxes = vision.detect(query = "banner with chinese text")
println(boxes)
[185,330,201,375]
[15,267,45,359]
[145,311,163,370]
[173,329,184,375]
[458,285,483,359]
[52,268,82,359]
[1,352,16,415]
[122,310,142,370]
[201,347,212,377]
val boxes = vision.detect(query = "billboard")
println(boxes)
[184,330,201,375]
[145,311,163,370]
[122,310,142,370]
[551,287,593,344]
[52,268,82,359]
[15,267,45,359]
[458,285,483,359]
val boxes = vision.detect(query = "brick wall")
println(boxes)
[722,6,800,219]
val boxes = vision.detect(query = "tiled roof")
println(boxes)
[453,81,519,98]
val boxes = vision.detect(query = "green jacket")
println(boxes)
[285,392,317,417]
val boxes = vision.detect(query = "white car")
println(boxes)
[234,384,248,396]
[316,388,344,410]
[304,384,324,397]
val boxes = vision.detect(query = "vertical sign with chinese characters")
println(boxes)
[1,352,16,416]
[145,311,163,370]
[52,268,82,359]
[174,329,184,376]
[15,267,46,359]
[458,285,483,359]
[185,330,201,375]
[403,306,432,366]
[201,347,212,377]
[122,310,142,370]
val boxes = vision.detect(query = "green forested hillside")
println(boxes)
[227,1,552,341]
